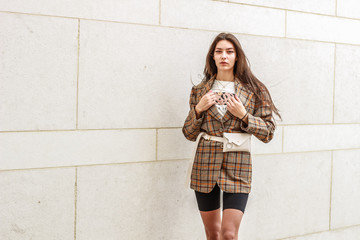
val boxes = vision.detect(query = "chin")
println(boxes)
[218,66,232,70]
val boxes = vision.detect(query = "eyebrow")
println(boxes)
[215,47,234,50]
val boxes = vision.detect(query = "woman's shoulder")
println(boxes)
[191,80,207,91]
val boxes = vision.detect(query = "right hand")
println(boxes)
[195,90,217,114]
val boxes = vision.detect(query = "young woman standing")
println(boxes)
[182,32,282,240]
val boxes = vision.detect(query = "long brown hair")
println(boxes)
[201,32,282,122]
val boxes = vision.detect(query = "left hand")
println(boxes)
[227,94,247,119]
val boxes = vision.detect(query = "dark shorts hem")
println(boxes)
[194,183,249,213]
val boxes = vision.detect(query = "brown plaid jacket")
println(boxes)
[182,75,276,194]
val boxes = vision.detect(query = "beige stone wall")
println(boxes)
[1,0,360,239]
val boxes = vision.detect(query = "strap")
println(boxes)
[202,134,226,143]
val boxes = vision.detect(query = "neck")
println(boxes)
[216,71,234,82]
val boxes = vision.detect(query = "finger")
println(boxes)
[208,95,216,101]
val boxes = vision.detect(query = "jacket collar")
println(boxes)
[199,74,254,122]
[201,74,253,96]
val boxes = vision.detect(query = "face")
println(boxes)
[212,40,237,72]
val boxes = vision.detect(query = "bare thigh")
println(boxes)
[221,209,244,239]
[199,208,221,238]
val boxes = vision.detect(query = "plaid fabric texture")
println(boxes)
[182,75,276,194]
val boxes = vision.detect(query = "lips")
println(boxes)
[220,62,228,64]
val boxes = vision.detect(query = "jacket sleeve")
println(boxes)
[182,86,205,141]
[239,90,275,143]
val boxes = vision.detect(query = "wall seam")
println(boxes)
[333,43,337,124]
[227,1,349,20]
[1,10,360,47]
[278,223,360,240]
[2,5,348,21]
[335,0,338,16]
[329,151,333,230]
[156,129,158,160]
[4,121,360,133]
[284,10,287,37]
[159,0,161,25]
[2,149,360,172]
[76,19,80,129]
[0,5,359,23]
[74,167,78,240]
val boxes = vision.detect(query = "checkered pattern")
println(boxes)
[182,75,276,194]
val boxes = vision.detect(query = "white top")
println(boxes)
[211,80,235,118]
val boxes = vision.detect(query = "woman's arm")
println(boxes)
[195,105,203,119]
[239,92,275,143]
[182,86,204,141]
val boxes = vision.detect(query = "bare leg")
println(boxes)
[199,208,222,240]
[220,209,244,240]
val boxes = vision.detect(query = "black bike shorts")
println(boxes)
[194,183,249,213]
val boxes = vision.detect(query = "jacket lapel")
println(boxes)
[222,77,254,122]
[199,75,254,122]
[199,76,223,121]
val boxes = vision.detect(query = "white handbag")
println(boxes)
[222,132,251,152]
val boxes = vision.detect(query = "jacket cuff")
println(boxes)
[190,105,204,125]
[239,113,256,133]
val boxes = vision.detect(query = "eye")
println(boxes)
[215,50,221,53]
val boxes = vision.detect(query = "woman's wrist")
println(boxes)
[195,105,202,114]
[195,105,203,119]
[239,111,248,121]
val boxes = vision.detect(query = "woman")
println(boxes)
[182,32,282,240]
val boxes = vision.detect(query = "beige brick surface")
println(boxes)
[230,0,336,15]
[0,0,159,25]
[239,152,331,239]
[287,11,360,44]
[0,12,78,131]
[76,161,204,240]
[0,168,75,240]
[0,129,155,170]
[161,0,285,37]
